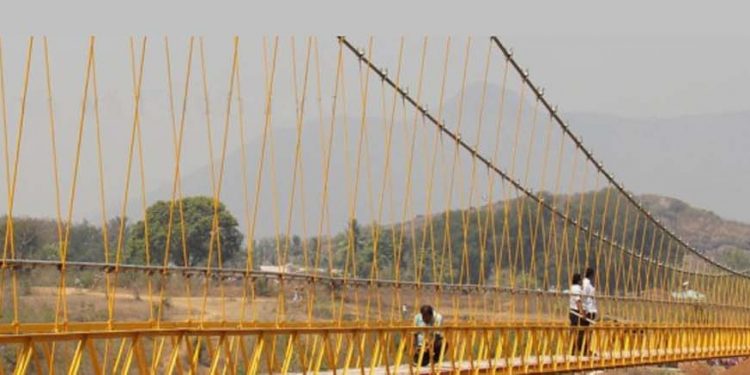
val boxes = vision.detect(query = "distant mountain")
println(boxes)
[247,188,750,286]
[566,110,750,224]
[141,83,750,243]
[638,194,750,269]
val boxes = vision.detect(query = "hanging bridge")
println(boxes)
[0,35,747,374]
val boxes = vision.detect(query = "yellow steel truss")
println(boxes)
[0,35,746,373]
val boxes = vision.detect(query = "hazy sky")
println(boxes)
[0,1,748,225]
[2,1,747,118]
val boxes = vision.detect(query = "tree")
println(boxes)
[333,219,366,276]
[714,247,750,272]
[126,196,243,266]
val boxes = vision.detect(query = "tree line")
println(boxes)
[0,189,724,295]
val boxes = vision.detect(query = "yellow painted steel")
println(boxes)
[0,35,748,373]
[4,323,746,374]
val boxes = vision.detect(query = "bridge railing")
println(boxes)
[3,322,750,373]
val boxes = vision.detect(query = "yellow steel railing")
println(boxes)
[3,323,750,374]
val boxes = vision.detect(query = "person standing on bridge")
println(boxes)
[569,273,586,354]
[582,267,598,355]
[582,267,598,322]
[413,305,445,366]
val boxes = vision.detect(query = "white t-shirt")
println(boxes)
[582,278,598,313]
[569,284,582,311]
[414,312,443,346]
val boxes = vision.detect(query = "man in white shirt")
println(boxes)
[569,273,585,354]
[582,267,598,322]
[581,267,598,355]
[413,305,446,366]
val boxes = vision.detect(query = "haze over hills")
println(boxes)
[140,83,750,243]
[637,194,750,269]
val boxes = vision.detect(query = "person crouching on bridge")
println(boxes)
[413,305,446,366]
[569,273,586,355]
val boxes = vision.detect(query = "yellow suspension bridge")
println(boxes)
[0,35,747,374]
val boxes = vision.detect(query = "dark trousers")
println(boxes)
[570,311,597,355]
[413,336,446,366]
[569,311,585,355]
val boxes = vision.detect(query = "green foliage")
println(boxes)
[0,216,120,262]
[126,196,243,266]
[0,188,736,300]
[714,247,750,272]
[301,188,686,295]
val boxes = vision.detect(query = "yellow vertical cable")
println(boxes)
[451,37,472,288]
[532,114,556,321]
[373,54,391,286]
[644,229,665,322]
[613,205,632,298]
[202,36,240,325]
[437,37,470,318]
[458,40,492,322]
[370,38,406,324]
[624,210,641,300]
[602,194,623,297]
[0,38,10,259]
[226,38,255,371]
[41,36,65,373]
[465,41,492,289]
[372,38,405,283]
[111,36,147,328]
[244,37,279,323]
[650,228,667,323]
[396,57,420,286]
[262,38,288,327]
[633,220,651,321]
[161,37,195,323]
[198,38,218,203]
[434,37,453,293]
[57,37,97,329]
[548,127,569,297]
[333,37,372,327]
[564,150,583,281]
[257,37,285,327]
[345,37,373,287]
[406,38,430,286]
[90,41,121,375]
[234,38,256,325]
[424,37,450,290]
[314,38,342,291]
[282,36,312,318]
[128,37,155,323]
[592,184,613,289]
[1,37,33,331]
[581,171,600,273]
[0,37,8,330]
[520,97,541,291]
[41,38,65,271]
[196,37,220,326]
[396,37,430,288]
[440,36,472,324]
[433,38,455,287]
[488,57,511,292]
[573,157,594,276]
[506,76,527,290]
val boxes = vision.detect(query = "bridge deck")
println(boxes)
[302,348,737,374]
